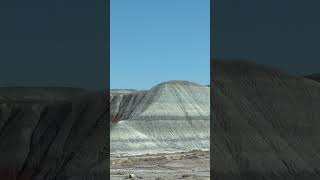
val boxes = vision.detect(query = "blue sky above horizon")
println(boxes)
[111,0,209,89]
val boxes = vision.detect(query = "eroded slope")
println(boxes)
[0,90,109,180]
[211,60,320,179]
[110,80,210,156]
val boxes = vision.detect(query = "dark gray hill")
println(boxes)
[0,89,109,180]
[0,87,87,102]
[305,73,320,83]
[211,60,320,180]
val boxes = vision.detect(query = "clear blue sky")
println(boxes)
[111,0,209,89]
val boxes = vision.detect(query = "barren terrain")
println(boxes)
[110,81,210,179]
[110,150,210,180]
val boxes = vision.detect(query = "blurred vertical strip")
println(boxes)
[210,0,214,178]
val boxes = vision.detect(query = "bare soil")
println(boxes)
[110,150,210,180]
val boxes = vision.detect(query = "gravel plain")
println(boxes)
[110,150,210,180]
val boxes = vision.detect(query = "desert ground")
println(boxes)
[110,150,210,180]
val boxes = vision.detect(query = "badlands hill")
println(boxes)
[305,73,320,83]
[211,60,320,179]
[110,80,210,156]
[0,88,109,180]
[0,87,87,102]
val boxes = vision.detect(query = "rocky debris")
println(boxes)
[211,59,320,179]
[110,150,210,180]
[0,89,109,180]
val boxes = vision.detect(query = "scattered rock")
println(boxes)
[129,173,135,178]
[182,174,192,178]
